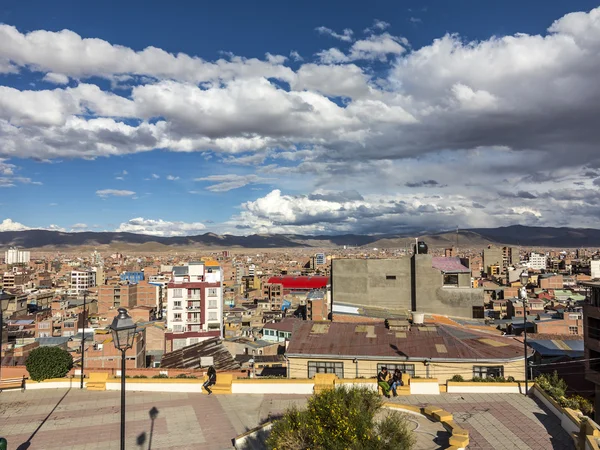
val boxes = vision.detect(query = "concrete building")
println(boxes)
[315,253,326,266]
[70,270,95,295]
[483,246,503,273]
[539,274,564,290]
[582,282,600,415]
[528,252,547,271]
[502,246,520,268]
[591,260,600,280]
[534,310,583,335]
[331,255,484,319]
[5,248,30,265]
[165,261,223,350]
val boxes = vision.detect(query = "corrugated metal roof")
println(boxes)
[286,321,526,361]
[160,337,240,371]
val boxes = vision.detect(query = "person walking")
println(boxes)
[203,366,217,395]
[377,367,391,398]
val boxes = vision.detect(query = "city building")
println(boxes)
[331,255,484,319]
[261,318,296,343]
[120,271,144,283]
[265,276,329,295]
[315,253,326,266]
[591,260,600,280]
[165,261,223,350]
[533,310,583,335]
[98,281,158,315]
[582,282,600,414]
[286,321,527,381]
[528,252,547,271]
[483,246,503,273]
[5,248,30,265]
[70,270,95,295]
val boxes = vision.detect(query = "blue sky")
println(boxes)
[1,0,600,236]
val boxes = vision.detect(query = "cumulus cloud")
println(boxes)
[96,189,136,197]
[364,20,390,33]
[116,217,206,237]
[42,72,69,84]
[166,175,179,180]
[0,218,30,231]
[195,174,273,192]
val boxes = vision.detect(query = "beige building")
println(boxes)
[286,321,527,382]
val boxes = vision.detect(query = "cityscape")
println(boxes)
[2,1,600,449]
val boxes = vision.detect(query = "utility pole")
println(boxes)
[80,290,88,389]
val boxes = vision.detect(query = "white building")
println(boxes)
[527,252,547,271]
[166,261,223,350]
[315,253,326,266]
[5,248,30,265]
[592,260,600,280]
[70,270,95,295]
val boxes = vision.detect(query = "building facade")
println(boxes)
[70,270,95,295]
[528,253,547,271]
[165,262,223,350]
[5,248,30,265]
[582,282,600,416]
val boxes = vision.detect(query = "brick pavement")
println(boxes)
[0,389,576,449]
[393,393,575,450]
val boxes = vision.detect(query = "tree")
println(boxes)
[26,346,74,381]
[266,386,416,450]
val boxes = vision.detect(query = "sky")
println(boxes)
[1,0,600,237]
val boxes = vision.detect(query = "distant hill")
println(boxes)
[0,225,599,250]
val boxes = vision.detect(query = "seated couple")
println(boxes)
[377,367,404,398]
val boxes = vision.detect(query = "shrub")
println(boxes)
[152,374,169,379]
[26,346,74,382]
[133,375,148,379]
[471,376,484,382]
[507,376,515,382]
[494,376,506,383]
[175,373,196,379]
[570,395,594,415]
[535,371,567,401]
[450,375,464,382]
[266,386,416,450]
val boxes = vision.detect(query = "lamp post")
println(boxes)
[520,271,529,394]
[0,293,10,380]
[80,290,88,389]
[109,308,137,450]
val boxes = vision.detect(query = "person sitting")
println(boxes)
[377,366,391,398]
[390,369,404,397]
[203,366,217,395]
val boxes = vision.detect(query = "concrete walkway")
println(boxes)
[0,389,574,449]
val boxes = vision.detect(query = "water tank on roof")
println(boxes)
[412,312,425,325]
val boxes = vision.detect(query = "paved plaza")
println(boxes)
[0,389,575,449]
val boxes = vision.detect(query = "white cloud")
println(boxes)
[166,175,179,180]
[70,223,88,231]
[0,218,30,231]
[151,174,160,179]
[315,26,354,42]
[42,72,69,84]
[116,217,206,237]
[96,189,136,197]
[409,17,422,24]
[195,174,273,192]
[289,50,303,62]
[364,20,391,33]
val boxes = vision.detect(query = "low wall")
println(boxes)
[531,385,581,437]
[447,381,525,394]
[410,379,440,395]
[106,378,204,393]
[25,378,75,390]
[335,378,378,391]
[232,379,314,395]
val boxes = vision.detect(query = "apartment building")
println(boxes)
[5,248,30,265]
[165,261,223,351]
[98,281,157,315]
[591,260,600,280]
[70,270,95,295]
[534,310,583,335]
[528,252,547,271]
[582,282,600,415]
[539,274,564,290]
[507,298,545,318]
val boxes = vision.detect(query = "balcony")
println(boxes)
[187,295,201,300]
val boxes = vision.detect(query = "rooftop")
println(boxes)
[287,321,527,361]
[431,257,470,273]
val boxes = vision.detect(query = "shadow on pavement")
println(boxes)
[16,387,72,450]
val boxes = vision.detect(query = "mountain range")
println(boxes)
[1,225,600,250]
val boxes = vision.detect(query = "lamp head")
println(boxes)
[109,307,137,351]
[520,271,529,287]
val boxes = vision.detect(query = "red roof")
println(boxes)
[267,276,329,290]
[431,257,470,273]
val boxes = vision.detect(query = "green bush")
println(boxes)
[450,375,464,382]
[152,374,169,379]
[266,386,416,450]
[507,376,515,382]
[133,375,148,379]
[26,346,74,382]
[569,395,594,415]
[471,376,484,382]
[175,373,196,379]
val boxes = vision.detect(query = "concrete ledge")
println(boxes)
[410,379,440,395]
[446,381,524,394]
[410,378,439,383]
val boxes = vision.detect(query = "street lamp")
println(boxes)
[519,271,529,394]
[109,308,137,450]
[80,290,89,389]
[0,293,10,381]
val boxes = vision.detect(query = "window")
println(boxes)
[377,363,415,377]
[589,317,600,340]
[386,275,396,280]
[39,332,50,338]
[473,366,504,379]
[569,326,579,335]
[173,325,183,332]
[308,361,344,379]
[64,322,75,328]
[173,301,182,309]
[209,299,217,309]
[173,289,182,298]
[173,313,182,321]
[38,322,50,329]
[208,312,218,321]
[443,274,459,286]
[208,288,218,297]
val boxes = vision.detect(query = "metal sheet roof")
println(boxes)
[431,257,470,273]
